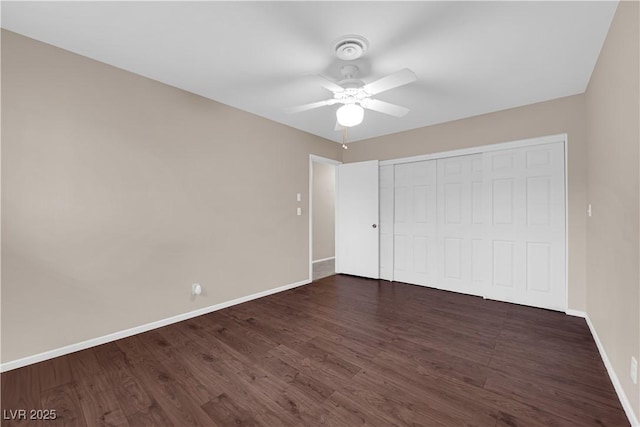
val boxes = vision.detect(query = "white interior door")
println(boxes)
[483,142,566,310]
[393,161,438,286]
[335,160,380,279]
[436,154,487,296]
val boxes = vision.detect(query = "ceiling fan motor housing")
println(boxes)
[332,35,369,61]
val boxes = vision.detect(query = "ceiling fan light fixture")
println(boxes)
[336,104,364,127]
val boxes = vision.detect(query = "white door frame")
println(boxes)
[309,155,342,282]
[380,133,567,166]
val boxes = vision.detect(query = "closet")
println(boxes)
[374,137,566,311]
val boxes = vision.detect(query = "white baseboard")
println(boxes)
[0,278,311,373]
[583,314,639,426]
[565,309,586,317]
[312,256,335,264]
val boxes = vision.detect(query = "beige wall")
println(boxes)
[585,1,640,417]
[0,30,341,363]
[312,161,335,261]
[344,94,588,312]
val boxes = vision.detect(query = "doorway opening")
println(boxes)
[309,155,340,281]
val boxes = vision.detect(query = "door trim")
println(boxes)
[309,155,341,282]
[380,133,567,166]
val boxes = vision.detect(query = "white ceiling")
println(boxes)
[1,1,618,143]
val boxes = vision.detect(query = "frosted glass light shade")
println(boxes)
[336,104,364,127]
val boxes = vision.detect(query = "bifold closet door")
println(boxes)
[393,161,437,286]
[379,165,394,281]
[483,142,566,310]
[436,154,486,296]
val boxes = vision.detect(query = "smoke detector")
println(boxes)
[332,35,369,61]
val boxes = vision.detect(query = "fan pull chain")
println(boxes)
[342,127,348,150]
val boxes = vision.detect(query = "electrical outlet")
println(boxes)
[631,356,638,385]
[192,283,202,296]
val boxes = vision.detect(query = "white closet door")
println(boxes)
[393,161,437,286]
[483,142,566,310]
[436,154,487,296]
[379,165,394,281]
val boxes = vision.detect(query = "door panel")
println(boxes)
[492,178,515,225]
[444,238,463,280]
[413,237,430,273]
[483,142,565,310]
[493,240,515,288]
[444,183,462,224]
[393,161,437,286]
[336,160,379,279]
[394,235,411,273]
[526,242,551,292]
[471,239,485,284]
[436,154,486,296]
[526,176,551,226]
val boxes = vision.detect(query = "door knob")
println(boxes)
[372,224,377,228]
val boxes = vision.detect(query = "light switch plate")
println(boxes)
[296,193,301,202]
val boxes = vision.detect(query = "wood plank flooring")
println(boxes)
[1,275,629,426]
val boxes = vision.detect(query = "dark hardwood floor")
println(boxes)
[1,275,629,426]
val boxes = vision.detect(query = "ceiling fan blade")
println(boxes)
[362,99,410,117]
[284,99,335,114]
[317,75,345,93]
[362,68,417,95]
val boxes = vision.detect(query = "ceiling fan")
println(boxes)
[285,35,417,129]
